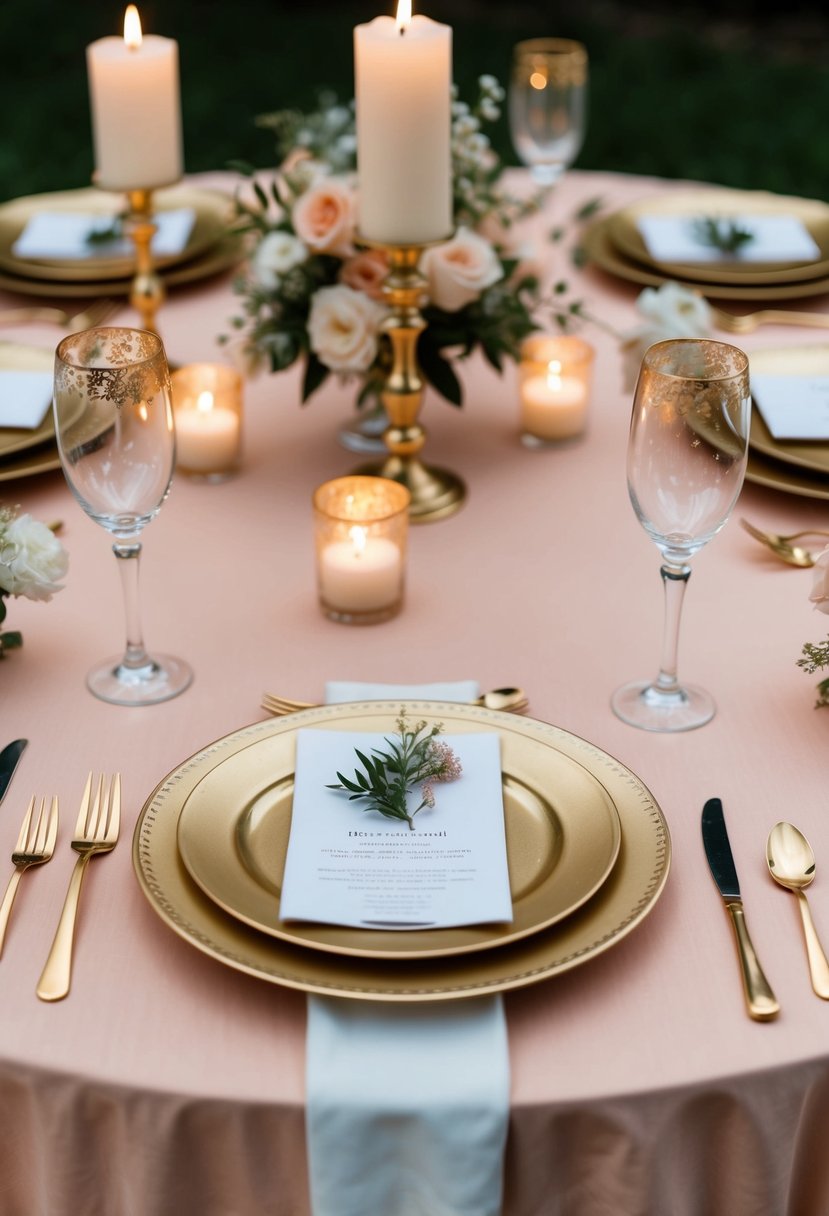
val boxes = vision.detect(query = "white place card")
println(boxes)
[0,371,53,429]
[636,214,821,264]
[12,208,196,260]
[751,373,829,440]
[280,728,513,929]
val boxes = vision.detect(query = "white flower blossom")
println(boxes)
[809,547,829,615]
[252,231,307,290]
[0,513,68,602]
[308,284,385,373]
[620,283,713,390]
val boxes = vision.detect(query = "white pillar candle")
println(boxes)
[521,368,588,441]
[354,2,452,244]
[320,527,403,613]
[87,5,183,191]
[174,392,240,473]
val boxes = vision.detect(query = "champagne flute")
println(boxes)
[53,327,193,706]
[611,339,750,732]
[508,38,588,187]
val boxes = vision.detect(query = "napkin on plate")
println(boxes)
[636,213,821,264]
[11,208,196,260]
[306,680,510,1216]
[751,374,829,441]
[0,371,53,429]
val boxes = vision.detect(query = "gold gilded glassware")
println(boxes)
[53,326,192,705]
[313,476,410,624]
[509,38,588,187]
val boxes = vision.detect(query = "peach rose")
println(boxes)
[420,227,503,312]
[339,250,389,302]
[308,285,385,373]
[292,176,356,257]
[809,547,829,614]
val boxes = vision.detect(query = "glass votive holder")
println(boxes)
[519,335,595,448]
[170,363,243,482]
[313,476,411,625]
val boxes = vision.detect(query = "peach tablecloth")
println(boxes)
[2,170,829,1216]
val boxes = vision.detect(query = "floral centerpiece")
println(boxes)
[798,548,829,706]
[0,506,68,656]
[225,77,545,411]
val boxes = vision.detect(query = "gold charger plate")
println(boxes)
[582,217,829,302]
[745,448,829,500]
[0,342,54,458]
[132,702,671,1001]
[607,189,829,287]
[175,712,622,960]
[0,185,233,282]
[748,345,829,477]
[0,444,60,482]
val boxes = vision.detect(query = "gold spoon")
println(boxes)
[740,518,829,569]
[766,821,829,999]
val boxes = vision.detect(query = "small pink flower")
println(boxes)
[421,783,436,809]
[339,250,389,302]
[292,176,356,257]
[426,740,463,784]
[809,546,829,615]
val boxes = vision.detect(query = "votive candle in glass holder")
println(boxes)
[170,363,243,481]
[313,476,411,625]
[519,335,594,447]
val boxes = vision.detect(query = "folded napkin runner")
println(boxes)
[306,681,510,1216]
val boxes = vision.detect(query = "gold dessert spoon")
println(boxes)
[740,518,829,569]
[766,821,829,999]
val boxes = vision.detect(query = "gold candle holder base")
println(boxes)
[127,188,165,335]
[353,241,466,524]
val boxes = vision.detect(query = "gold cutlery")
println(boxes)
[766,821,829,999]
[0,795,58,957]
[710,304,829,335]
[261,686,530,717]
[0,298,118,331]
[740,518,829,568]
[36,773,120,1002]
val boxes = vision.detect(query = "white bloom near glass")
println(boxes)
[612,338,751,732]
[53,327,192,705]
[0,507,68,656]
[508,38,588,187]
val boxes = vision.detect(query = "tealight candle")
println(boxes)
[519,335,595,446]
[313,476,411,624]
[170,364,243,481]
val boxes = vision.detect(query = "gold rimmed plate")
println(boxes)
[175,709,622,960]
[748,345,829,477]
[607,189,829,286]
[132,703,671,1001]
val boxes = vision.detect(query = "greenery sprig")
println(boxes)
[797,638,829,708]
[327,711,462,831]
[692,216,755,255]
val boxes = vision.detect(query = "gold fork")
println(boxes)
[0,795,58,958]
[740,518,829,568]
[261,688,530,717]
[36,773,120,1002]
[0,298,118,331]
[710,304,829,335]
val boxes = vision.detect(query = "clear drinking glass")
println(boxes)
[508,38,588,187]
[53,327,193,705]
[611,339,751,732]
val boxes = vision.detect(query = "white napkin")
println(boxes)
[751,373,829,440]
[306,680,510,1216]
[0,371,53,429]
[325,679,480,703]
[12,208,196,260]
[637,213,820,263]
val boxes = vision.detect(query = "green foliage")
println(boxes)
[797,638,829,708]
[692,216,755,254]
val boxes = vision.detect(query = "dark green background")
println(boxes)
[1,0,827,202]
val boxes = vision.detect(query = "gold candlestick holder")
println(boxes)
[354,240,466,523]
[126,188,165,334]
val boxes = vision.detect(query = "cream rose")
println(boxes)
[621,284,713,390]
[0,514,68,602]
[420,227,503,312]
[809,547,829,614]
[308,285,385,373]
[292,176,357,258]
[252,231,307,289]
[339,250,389,302]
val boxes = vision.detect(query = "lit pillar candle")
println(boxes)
[320,526,403,613]
[86,5,183,191]
[354,1,452,244]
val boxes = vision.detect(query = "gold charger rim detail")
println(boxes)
[748,345,829,476]
[132,702,672,1001]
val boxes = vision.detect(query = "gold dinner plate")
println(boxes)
[175,712,622,959]
[0,342,54,458]
[581,217,829,302]
[0,185,234,282]
[132,703,671,1001]
[607,189,829,286]
[0,444,61,482]
[747,345,829,477]
[745,448,829,500]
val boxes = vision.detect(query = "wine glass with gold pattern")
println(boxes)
[508,38,588,186]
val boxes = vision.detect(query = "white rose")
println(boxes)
[308,285,385,373]
[637,282,712,335]
[809,547,829,614]
[252,231,307,289]
[0,514,68,602]
[421,227,503,312]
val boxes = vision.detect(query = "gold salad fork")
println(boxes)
[0,795,58,958]
[709,304,829,335]
[37,773,120,1002]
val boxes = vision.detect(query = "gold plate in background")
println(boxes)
[746,448,829,500]
[0,185,233,282]
[581,218,829,303]
[0,444,61,482]
[0,342,54,458]
[176,716,621,959]
[132,703,671,1001]
[607,189,829,286]
[748,346,829,476]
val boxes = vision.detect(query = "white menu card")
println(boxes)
[12,208,196,260]
[0,371,53,429]
[280,728,513,929]
[636,214,820,263]
[752,374,829,440]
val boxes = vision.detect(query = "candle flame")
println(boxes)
[196,391,214,414]
[349,525,367,556]
[530,70,547,90]
[395,0,411,32]
[124,5,142,49]
[546,360,563,392]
